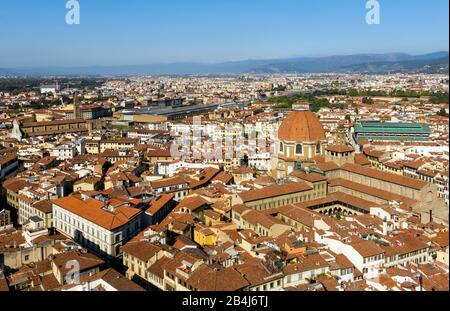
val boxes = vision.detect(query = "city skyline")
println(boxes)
[0,0,448,297]
[0,0,448,67]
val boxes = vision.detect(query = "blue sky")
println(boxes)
[0,0,448,67]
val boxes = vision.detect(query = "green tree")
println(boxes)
[437,108,449,117]
[362,97,374,105]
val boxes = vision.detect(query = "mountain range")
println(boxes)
[1,52,448,76]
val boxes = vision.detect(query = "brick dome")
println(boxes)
[278,111,326,142]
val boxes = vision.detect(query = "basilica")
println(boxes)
[273,109,328,179]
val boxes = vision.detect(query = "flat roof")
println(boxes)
[355,122,431,135]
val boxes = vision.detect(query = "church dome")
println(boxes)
[278,111,326,142]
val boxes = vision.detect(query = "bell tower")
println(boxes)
[73,93,81,119]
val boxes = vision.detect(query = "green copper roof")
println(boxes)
[355,122,431,135]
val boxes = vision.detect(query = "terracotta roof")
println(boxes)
[22,119,86,127]
[403,160,425,170]
[150,176,187,189]
[51,250,104,276]
[52,196,142,231]
[283,253,330,274]
[146,149,172,158]
[326,145,355,153]
[330,254,354,270]
[266,204,320,229]
[33,200,53,214]
[431,231,449,248]
[204,209,221,221]
[40,274,60,291]
[238,182,312,203]
[233,262,282,287]
[231,204,251,215]
[363,148,385,158]
[241,209,287,229]
[349,239,385,258]
[354,153,371,166]
[175,195,210,212]
[186,265,250,291]
[211,171,234,184]
[290,171,327,183]
[328,178,417,208]
[315,161,339,172]
[146,194,174,216]
[2,178,30,192]
[340,163,428,190]
[317,275,339,291]
[296,191,380,212]
[278,111,326,142]
[121,241,161,262]
[147,256,172,279]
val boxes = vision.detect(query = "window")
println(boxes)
[316,144,321,154]
[295,144,303,154]
[279,142,284,152]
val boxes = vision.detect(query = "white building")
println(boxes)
[40,83,60,95]
[51,144,78,161]
[315,232,385,279]
[52,195,143,258]
[248,152,272,171]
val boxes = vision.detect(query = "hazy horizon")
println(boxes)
[0,51,447,70]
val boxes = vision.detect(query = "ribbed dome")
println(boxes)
[278,111,326,142]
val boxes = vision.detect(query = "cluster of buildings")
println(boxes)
[0,74,448,292]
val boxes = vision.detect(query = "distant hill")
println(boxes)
[1,52,448,76]
[340,57,449,74]
[250,52,449,74]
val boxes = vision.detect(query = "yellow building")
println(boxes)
[203,209,222,226]
[3,178,30,210]
[193,224,217,246]
[74,176,101,192]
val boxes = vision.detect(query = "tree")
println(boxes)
[362,97,374,105]
[437,108,449,117]
[430,92,449,105]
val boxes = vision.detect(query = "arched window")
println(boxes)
[279,142,284,152]
[295,144,303,154]
[316,144,321,154]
